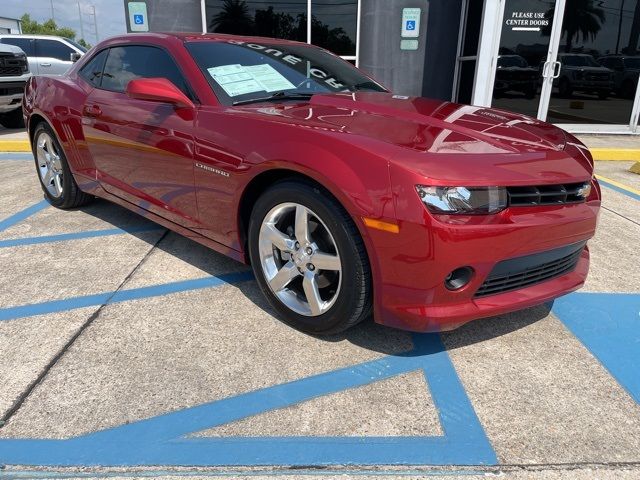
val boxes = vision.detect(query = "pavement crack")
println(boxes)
[0,229,169,429]
[601,205,640,227]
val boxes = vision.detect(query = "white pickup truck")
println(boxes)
[0,43,30,128]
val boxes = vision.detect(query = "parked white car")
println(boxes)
[0,35,86,76]
[0,42,30,128]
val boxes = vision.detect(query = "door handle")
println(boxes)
[39,63,52,67]
[83,104,102,117]
[551,61,562,79]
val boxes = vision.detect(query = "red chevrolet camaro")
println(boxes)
[22,33,600,335]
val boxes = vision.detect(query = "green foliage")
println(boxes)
[20,13,77,39]
[77,38,92,49]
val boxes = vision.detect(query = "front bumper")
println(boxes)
[368,177,600,333]
[0,79,27,114]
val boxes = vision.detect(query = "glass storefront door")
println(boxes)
[488,0,640,131]
[546,0,640,127]
[491,0,567,120]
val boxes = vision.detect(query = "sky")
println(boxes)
[3,0,126,44]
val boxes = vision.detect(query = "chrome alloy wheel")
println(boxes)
[258,203,342,317]
[36,132,64,198]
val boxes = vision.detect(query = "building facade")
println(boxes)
[0,16,22,35]
[125,0,640,134]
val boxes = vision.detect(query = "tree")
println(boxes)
[209,0,254,35]
[77,38,92,49]
[20,13,91,49]
[21,14,76,38]
[543,0,605,53]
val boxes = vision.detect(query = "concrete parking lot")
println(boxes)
[0,133,639,478]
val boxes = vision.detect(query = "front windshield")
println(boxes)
[64,38,87,53]
[562,55,600,67]
[185,40,386,105]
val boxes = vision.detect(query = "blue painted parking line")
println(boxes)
[0,200,49,233]
[0,152,32,161]
[0,469,489,478]
[0,270,254,322]
[0,224,164,248]
[597,178,640,202]
[0,334,496,467]
[553,292,640,405]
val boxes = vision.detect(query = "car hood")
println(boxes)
[281,92,568,155]
[0,44,25,55]
[240,92,593,184]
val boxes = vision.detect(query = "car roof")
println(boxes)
[101,32,311,47]
[0,34,68,40]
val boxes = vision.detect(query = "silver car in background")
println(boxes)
[0,35,85,76]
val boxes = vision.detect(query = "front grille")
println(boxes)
[475,242,585,298]
[0,86,23,96]
[0,54,27,76]
[0,66,24,76]
[586,73,609,81]
[507,182,588,206]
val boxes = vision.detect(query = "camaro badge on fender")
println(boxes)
[195,162,230,177]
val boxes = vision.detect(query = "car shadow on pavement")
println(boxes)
[78,199,552,357]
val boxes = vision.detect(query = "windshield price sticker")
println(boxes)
[245,64,295,92]
[208,63,295,97]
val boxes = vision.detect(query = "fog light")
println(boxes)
[445,267,474,290]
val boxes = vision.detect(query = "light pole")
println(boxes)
[77,1,85,41]
[50,0,55,21]
[87,5,99,42]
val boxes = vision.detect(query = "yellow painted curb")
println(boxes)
[596,174,640,196]
[590,148,640,161]
[629,162,640,175]
[0,140,30,152]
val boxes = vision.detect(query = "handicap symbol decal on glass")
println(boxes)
[133,14,144,25]
[406,20,416,30]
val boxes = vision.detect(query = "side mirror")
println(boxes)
[70,52,82,63]
[125,77,195,109]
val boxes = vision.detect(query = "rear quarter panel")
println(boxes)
[24,74,97,190]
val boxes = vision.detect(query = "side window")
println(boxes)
[35,39,75,61]
[0,38,34,56]
[101,45,189,96]
[79,49,108,87]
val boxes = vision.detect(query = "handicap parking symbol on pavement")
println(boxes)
[406,20,416,30]
[133,14,144,25]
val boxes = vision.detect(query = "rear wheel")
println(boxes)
[0,107,25,129]
[32,122,93,208]
[248,181,372,335]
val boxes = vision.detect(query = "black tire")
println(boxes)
[31,122,93,209]
[0,107,25,129]
[248,180,372,335]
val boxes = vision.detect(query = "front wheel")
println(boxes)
[248,181,372,335]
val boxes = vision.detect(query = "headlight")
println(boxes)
[16,53,29,73]
[415,185,507,214]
